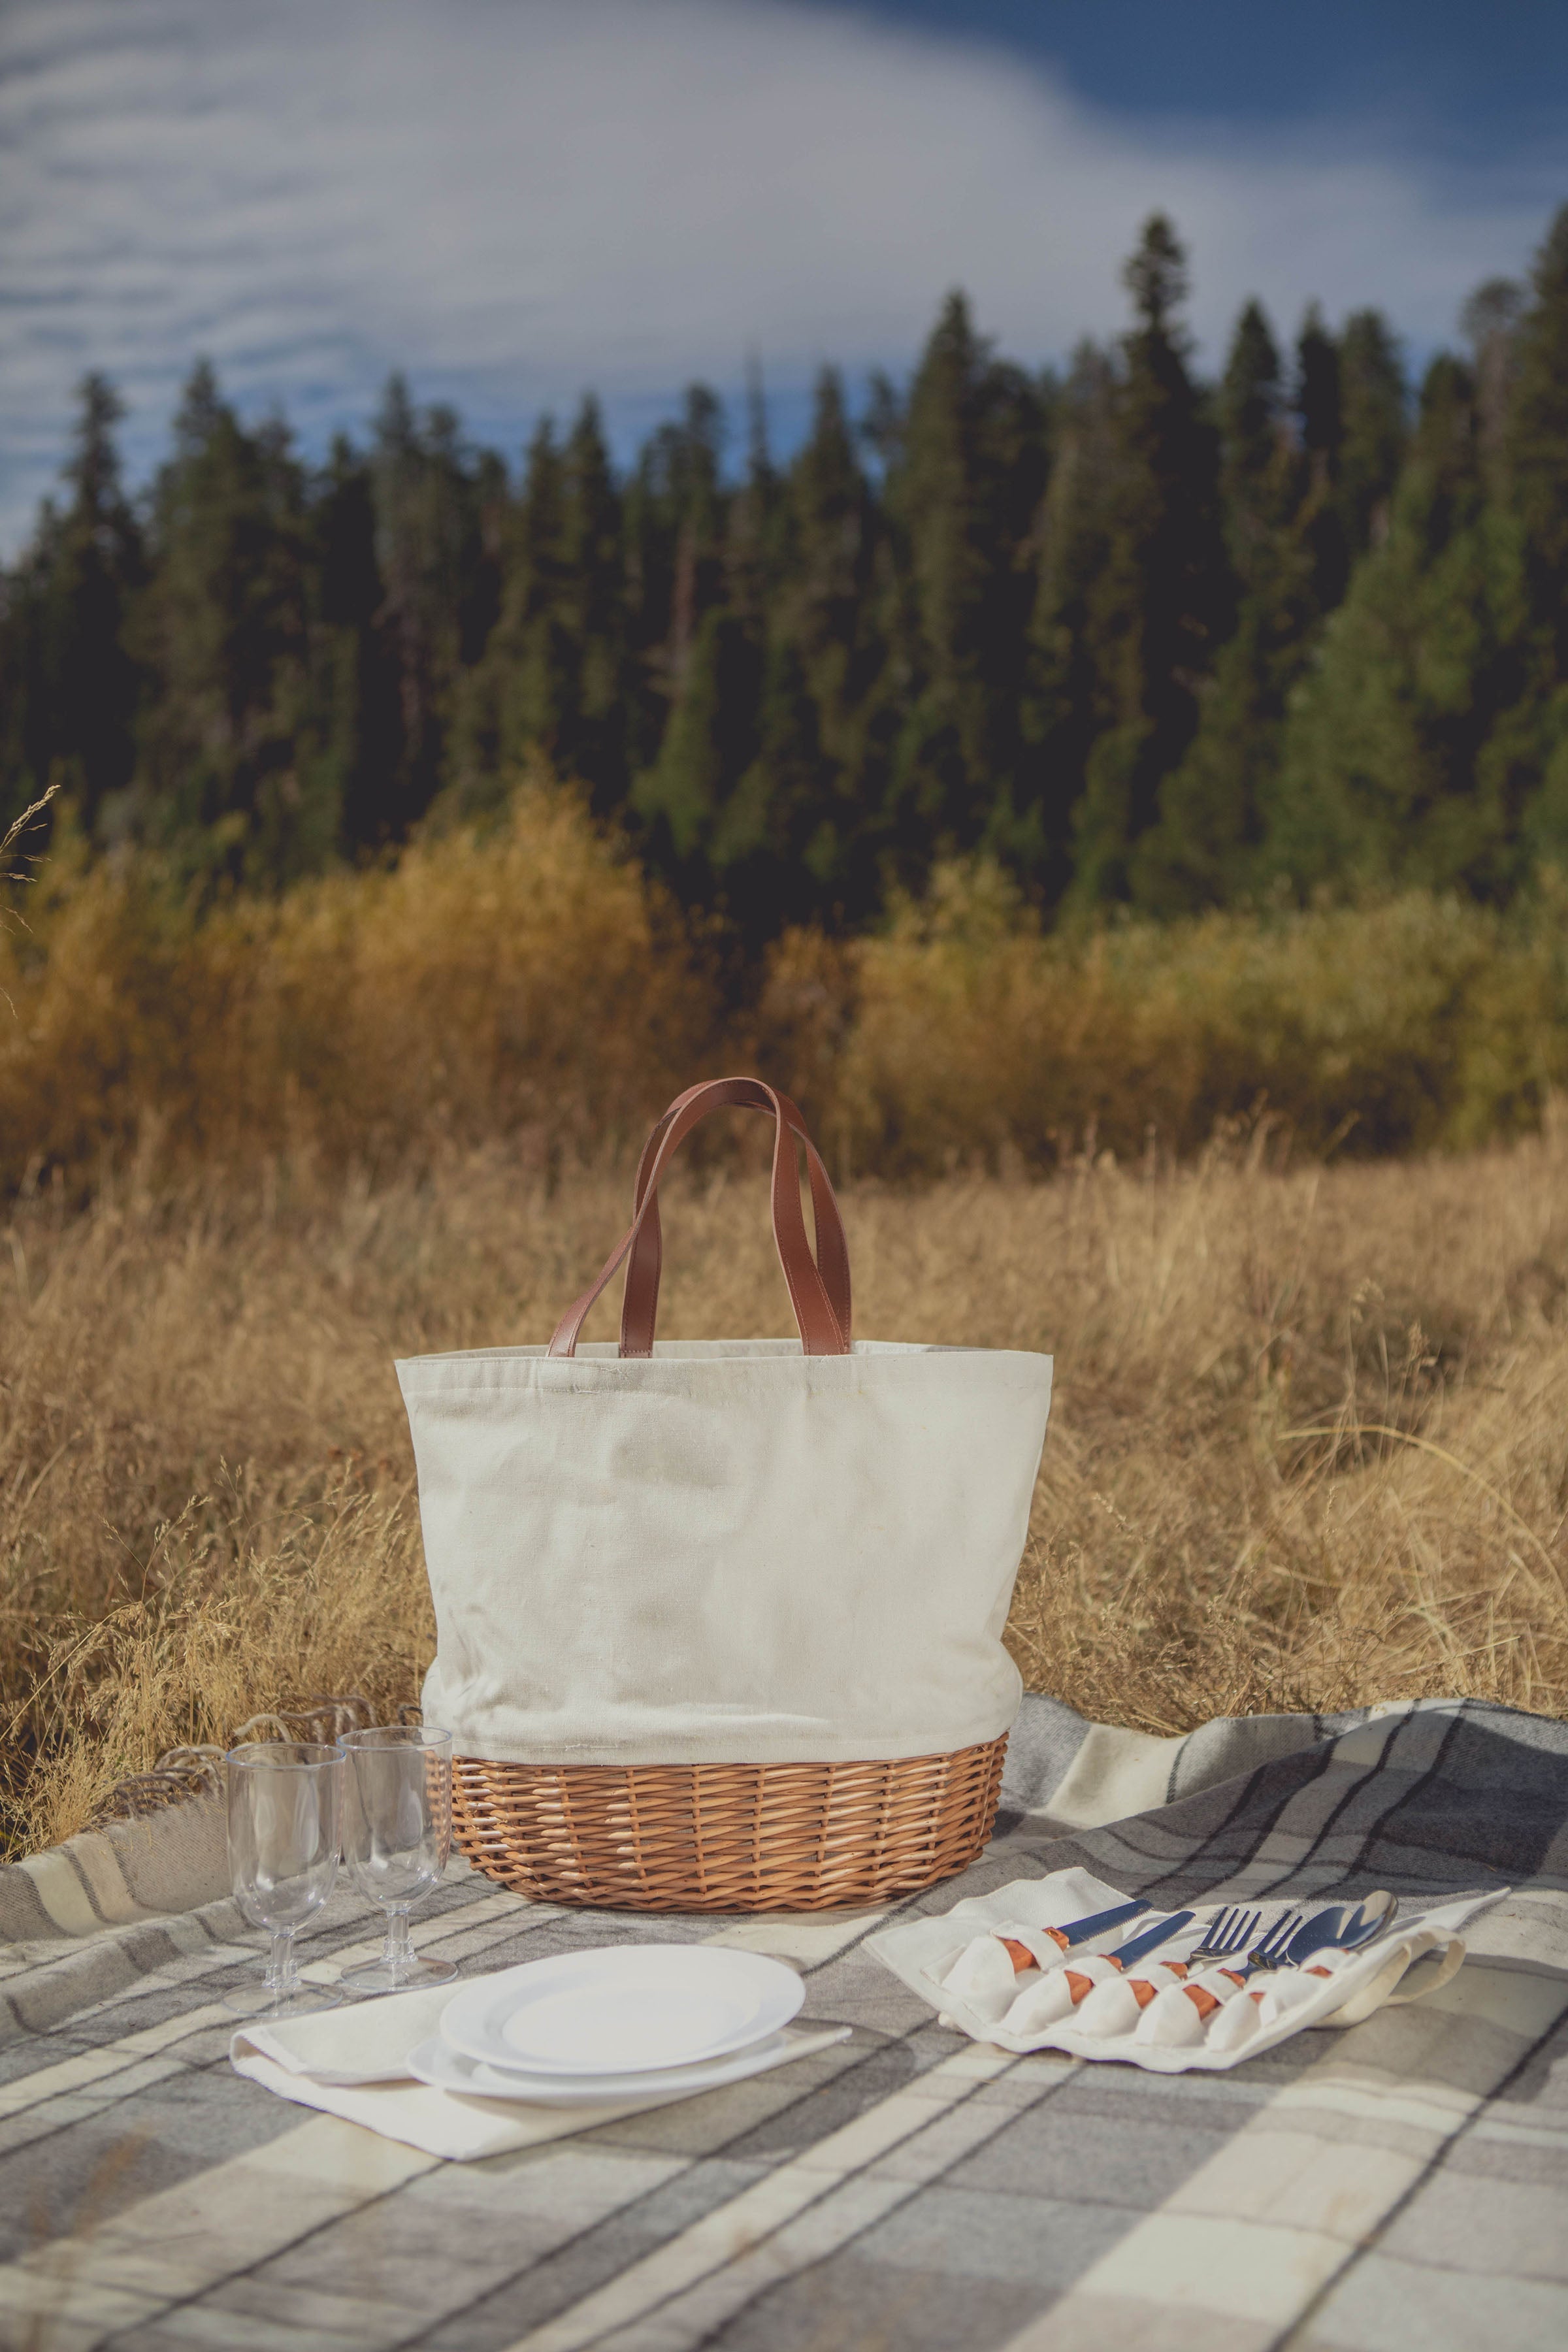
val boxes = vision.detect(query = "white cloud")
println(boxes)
[0,0,1558,548]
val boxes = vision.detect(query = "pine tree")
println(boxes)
[461,416,570,792]
[314,434,402,851]
[633,603,761,890]
[457,399,631,813]
[1294,304,1347,608]
[1335,310,1409,559]
[0,375,144,834]
[782,372,874,736]
[370,378,495,830]
[1066,218,1226,905]
[759,369,889,914]
[701,371,898,938]
[1288,306,1407,608]
[884,293,1047,878]
[708,637,833,943]
[628,387,759,892]
[557,398,632,810]
[1462,278,1524,465]
[1494,204,1568,865]
[1134,301,1316,907]
[625,386,727,720]
[1267,353,1518,892]
[1021,341,1117,900]
[724,362,783,632]
[127,363,332,881]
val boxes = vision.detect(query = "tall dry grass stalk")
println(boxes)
[5,1128,1565,1855]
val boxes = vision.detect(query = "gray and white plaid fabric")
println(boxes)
[2,1693,1565,2351]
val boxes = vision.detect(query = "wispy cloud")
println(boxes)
[1,0,1558,548]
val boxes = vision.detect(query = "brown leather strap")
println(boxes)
[619,1082,851,1356]
[547,1077,853,1358]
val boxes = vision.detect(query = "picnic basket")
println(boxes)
[399,1077,1053,1912]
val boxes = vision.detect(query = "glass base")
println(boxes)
[221,1979,344,2019]
[336,1953,458,1997]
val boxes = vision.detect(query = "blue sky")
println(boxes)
[860,3,1568,154]
[2,0,1563,553]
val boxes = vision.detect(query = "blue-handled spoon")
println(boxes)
[1253,1889,1394,1969]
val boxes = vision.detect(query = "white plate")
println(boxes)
[408,2027,825,2106]
[439,1944,804,2076]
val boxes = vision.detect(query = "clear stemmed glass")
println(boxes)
[223,1740,344,2019]
[336,1725,455,1995]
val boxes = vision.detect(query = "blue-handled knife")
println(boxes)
[1100,1909,1196,1970]
[1048,1897,1149,1949]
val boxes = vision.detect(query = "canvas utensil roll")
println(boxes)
[397,1077,1054,1772]
[867,1869,1500,2075]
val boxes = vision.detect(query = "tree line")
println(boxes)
[5,204,1568,940]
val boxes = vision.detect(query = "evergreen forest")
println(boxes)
[7,204,1568,943]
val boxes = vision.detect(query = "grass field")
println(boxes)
[5,1127,1565,1858]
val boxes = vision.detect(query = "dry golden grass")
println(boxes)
[5,1126,1566,1857]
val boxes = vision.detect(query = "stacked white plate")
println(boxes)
[406,1943,808,2106]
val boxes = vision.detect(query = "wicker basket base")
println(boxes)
[451,1736,1007,1912]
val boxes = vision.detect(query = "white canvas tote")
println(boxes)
[397,1077,1054,1768]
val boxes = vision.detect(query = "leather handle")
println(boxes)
[619,1082,851,1356]
[547,1077,853,1358]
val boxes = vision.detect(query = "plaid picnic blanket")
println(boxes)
[1,1691,1565,2351]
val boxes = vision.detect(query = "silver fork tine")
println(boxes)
[1188,1904,1262,1961]
[1251,1910,1303,1965]
[1184,1906,1230,1962]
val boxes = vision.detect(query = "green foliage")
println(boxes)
[0,378,144,836]
[368,378,502,833]
[834,860,1568,1172]
[6,202,1568,929]
[1267,357,1520,894]
[1134,300,1315,908]
[125,364,335,885]
[1052,218,1227,906]
[1268,203,1568,900]
[883,293,1049,874]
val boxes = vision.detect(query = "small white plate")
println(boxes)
[408,2027,827,2106]
[439,1944,804,2076]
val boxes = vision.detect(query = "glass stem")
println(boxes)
[384,1906,414,1972]
[267,1925,297,1994]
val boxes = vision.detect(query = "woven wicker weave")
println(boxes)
[451,1735,1007,1912]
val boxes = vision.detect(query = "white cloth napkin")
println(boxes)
[233,1984,459,2085]
[230,1985,848,2161]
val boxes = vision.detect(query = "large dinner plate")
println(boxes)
[438,1944,805,2076]
[408,2026,832,2106]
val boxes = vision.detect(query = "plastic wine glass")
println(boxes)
[223,1740,344,2019]
[337,1725,455,1995]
